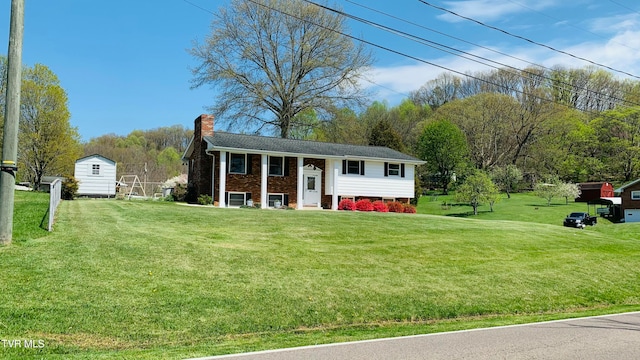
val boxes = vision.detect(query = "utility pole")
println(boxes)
[0,0,25,245]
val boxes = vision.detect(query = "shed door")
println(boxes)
[624,209,640,223]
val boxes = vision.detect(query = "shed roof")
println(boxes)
[76,154,116,165]
[199,132,424,163]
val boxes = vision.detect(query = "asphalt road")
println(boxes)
[190,312,640,360]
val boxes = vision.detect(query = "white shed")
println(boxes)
[74,154,117,197]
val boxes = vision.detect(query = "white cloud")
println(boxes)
[437,0,558,23]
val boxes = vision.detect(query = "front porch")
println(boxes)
[210,152,338,210]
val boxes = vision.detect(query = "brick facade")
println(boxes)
[187,115,214,198]
[186,114,414,209]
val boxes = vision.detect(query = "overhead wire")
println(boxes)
[417,0,640,80]
[607,0,640,16]
[504,0,639,52]
[243,0,620,115]
[342,0,639,107]
[184,0,639,110]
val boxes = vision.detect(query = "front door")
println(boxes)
[304,172,321,206]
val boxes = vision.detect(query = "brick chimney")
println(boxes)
[189,114,215,202]
[194,114,214,140]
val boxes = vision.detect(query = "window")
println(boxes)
[228,192,246,207]
[229,153,246,174]
[307,176,316,191]
[388,163,400,176]
[268,193,284,207]
[347,161,360,174]
[91,164,100,176]
[269,156,284,176]
[343,160,364,175]
[384,162,405,177]
[632,191,640,200]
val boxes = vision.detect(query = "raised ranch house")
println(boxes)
[74,154,117,197]
[615,179,640,223]
[182,114,425,210]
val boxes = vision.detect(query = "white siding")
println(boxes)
[327,160,416,198]
[75,156,117,196]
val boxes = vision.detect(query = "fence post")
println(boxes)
[48,179,62,231]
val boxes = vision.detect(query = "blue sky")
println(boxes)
[1,0,640,141]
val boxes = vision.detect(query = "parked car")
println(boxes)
[563,212,597,228]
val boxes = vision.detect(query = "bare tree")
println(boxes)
[190,0,372,138]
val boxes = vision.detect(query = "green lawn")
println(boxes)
[1,193,640,359]
[12,191,51,242]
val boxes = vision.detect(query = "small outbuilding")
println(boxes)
[615,179,640,223]
[576,182,615,202]
[74,154,117,197]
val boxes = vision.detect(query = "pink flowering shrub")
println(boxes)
[372,200,388,212]
[338,198,356,211]
[403,205,417,213]
[387,201,405,213]
[355,198,374,211]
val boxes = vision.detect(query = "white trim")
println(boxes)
[346,160,362,175]
[303,165,322,207]
[387,163,401,177]
[267,193,285,208]
[631,191,640,200]
[227,192,246,207]
[228,153,247,175]
[89,164,101,176]
[206,144,425,165]
[297,157,304,209]
[219,150,227,207]
[268,155,284,176]
[332,160,339,210]
[261,154,268,209]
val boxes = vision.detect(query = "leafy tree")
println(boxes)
[491,164,522,198]
[454,170,499,215]
[556,182,581,205]
[534,177,559,206]
[589,107,640,182]
[18,64,81,190]
[190,0,372,138]
[417,119,468,194]
[368,118,405,152]
[434,93,520,169]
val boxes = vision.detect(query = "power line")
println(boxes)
[182,0,215,15]
[245,0,616,115]
[417,0,640,80]
[608,0,640,16]
[316,0,639,108]
[504,0,638,52]
[182,0,411,99]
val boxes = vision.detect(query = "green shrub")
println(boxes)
[172,183,188,202]
[197,194,212,205]
[61,176,79,200]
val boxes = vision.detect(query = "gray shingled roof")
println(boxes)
[204,132,423,163]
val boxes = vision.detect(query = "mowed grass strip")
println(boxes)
[1,197,640,359]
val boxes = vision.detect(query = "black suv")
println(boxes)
[563,212,597,228]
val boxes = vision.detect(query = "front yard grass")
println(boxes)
[1,196,639,358]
